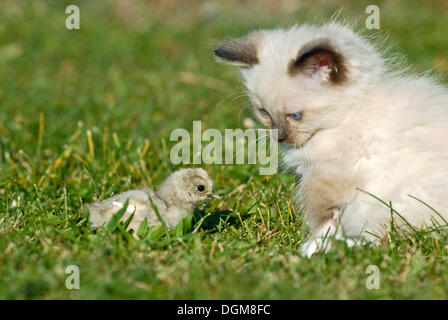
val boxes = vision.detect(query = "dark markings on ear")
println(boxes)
[288,39,347,85]
[214,35,259,66]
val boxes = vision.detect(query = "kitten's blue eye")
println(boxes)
[288,112,302,121]
[259,108,270,117]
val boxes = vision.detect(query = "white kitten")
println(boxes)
[215,23,448,256]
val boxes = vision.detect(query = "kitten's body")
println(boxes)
[215,23,448,255]
[285,75,448,238]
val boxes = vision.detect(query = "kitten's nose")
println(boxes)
[277,135,286,143]
[271,126,287,142]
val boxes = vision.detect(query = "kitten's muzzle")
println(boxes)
[271,125,287,143]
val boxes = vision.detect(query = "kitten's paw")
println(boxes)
[300,236,361,257]
[300,237,331,258]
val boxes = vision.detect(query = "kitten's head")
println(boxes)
[215,23,385,147]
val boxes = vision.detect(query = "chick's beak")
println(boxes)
[210,194,220,199]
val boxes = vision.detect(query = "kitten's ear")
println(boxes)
[288,39,347,85]
[214,32,260,67]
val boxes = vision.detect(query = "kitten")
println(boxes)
[214,23,448,256]
[86,168,217,231]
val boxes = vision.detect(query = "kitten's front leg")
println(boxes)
[300,207,342,257]
[297,172,357,257]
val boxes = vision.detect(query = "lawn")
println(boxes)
[1,0,448,299]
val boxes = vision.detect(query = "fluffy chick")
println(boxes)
[86,168,216,231]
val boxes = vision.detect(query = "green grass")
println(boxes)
[1,0,448,299]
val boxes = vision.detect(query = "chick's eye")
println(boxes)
[259,108,270,118]
[197,185,205,192]
[287,112,302,121]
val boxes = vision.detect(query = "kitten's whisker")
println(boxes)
[215,91,249,109]
[232,133,270,160]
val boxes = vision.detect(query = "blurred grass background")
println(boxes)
[0,0,448,299]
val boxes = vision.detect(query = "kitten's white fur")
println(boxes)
[216,23,448,256]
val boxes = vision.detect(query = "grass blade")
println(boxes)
[105,199,129,233]
[408,194,448,226]
[357,188,417,233]
[137,217,149,239]
[148,195,171,240]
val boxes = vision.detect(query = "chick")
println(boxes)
[86,168,217,231]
